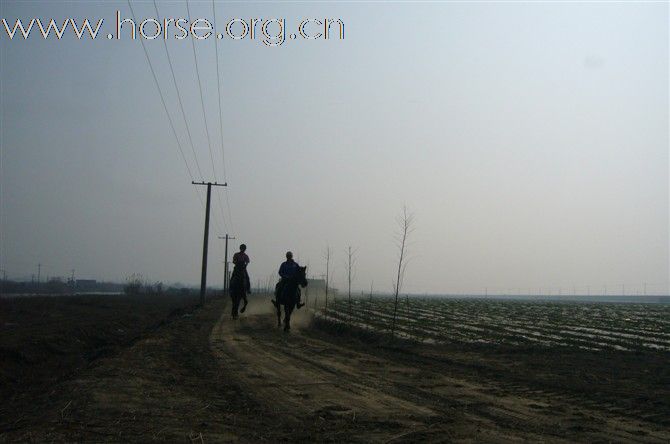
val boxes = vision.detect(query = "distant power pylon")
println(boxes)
[192,181,227,306]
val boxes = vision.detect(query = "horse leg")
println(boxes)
[231,293,240,319]
[284,303,294,332]
[240,293,248,313]
[276,301,282,327]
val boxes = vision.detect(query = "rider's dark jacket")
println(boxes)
[279,260,300,279]
[232,251,251,293]
[276,259,302,303]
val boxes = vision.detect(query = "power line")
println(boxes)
[211,0,227,183]
[130,1,227,273]
[152,0,204,182]
[184,0,217,181]
[185,0,230,234]
[212,0,235,233]
[149,0,227,254]
[126,0,198,195]
[128,1,226,281]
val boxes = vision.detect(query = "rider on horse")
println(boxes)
[273,251,305,309]
[232,244,251,311]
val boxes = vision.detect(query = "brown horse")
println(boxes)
[274,266,307,331]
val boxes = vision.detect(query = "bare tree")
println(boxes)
[266,274,274,296]
[324,246,331,315]
[345,246,358,320]
[366,281,374,329]
[391,205,415,338]
[301,261,310,307]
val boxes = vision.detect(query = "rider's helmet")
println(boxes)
[286,251,293,259]
[240,244,247,251]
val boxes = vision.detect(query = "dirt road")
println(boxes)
[211,303,669,443]
[3,297,668,442]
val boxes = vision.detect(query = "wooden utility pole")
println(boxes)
[192,181,227,306]
[218,234,235,296]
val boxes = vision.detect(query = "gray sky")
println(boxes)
[1,1,668,295]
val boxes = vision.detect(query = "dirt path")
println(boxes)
[211,310,435,442]
[211,305,670,443]
[2,298,667,442]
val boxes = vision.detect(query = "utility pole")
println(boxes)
[218,234,236,296]
[221,261,228,297]
[37,263,42,291]
[69,269,76,292]
[192,181,227,306]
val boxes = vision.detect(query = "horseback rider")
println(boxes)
[232,244,251,310]
[273,251,305,309]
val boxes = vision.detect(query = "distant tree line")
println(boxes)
[0,278,123,295]
[0,275,196,297]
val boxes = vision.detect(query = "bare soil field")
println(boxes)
[1,294,668,442]
[0,294,199,436]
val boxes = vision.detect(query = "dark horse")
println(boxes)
[274,266,308,331]
[228,266,248,319]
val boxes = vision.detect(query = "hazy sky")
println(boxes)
[1,1,668,295]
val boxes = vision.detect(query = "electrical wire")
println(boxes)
[152,0,205,182]
[129,0,226,262]
[212,0,235,233]
[184,0,230,234]
[127,0,200,204]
